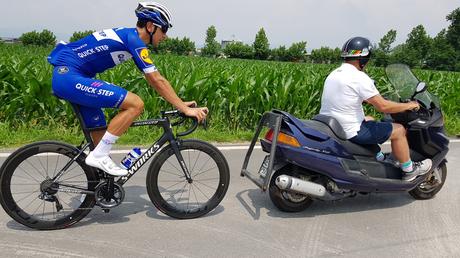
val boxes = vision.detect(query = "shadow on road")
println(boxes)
[236,188,415,220]
[6,185,225,230]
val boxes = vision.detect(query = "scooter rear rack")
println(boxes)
[241,111,282,191]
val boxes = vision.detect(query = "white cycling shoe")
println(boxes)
[85,152,128,177]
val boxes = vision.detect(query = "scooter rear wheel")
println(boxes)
[268,166,313,212]
[409,163,447,200]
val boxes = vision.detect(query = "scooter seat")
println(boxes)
[313,114,348,140]
[300,115,380,157]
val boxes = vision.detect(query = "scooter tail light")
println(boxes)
[277,132,301,147]
[264,129,300,148]
[265,129,274,141]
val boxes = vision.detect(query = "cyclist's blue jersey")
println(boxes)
[48,27,157,77]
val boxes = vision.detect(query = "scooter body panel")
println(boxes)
[260,108,448,193]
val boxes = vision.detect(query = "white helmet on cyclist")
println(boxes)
[135,2,173,33]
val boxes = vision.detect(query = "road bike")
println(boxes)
[0,104,230,230]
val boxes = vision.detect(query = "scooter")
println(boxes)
[241,64,449,212]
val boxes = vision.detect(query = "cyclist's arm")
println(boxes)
[365,95,418,113]
[145,71,189,112]
[123,30,185,110]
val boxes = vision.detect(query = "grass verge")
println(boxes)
[0,123,255,149]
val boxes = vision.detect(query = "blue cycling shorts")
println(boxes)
[51,66,128,128]
[349,120,393,145]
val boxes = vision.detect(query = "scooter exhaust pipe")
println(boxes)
[275,175,327,197]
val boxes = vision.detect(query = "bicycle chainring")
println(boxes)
[94,182,125,209]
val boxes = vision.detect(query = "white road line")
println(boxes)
[0,139,459,158]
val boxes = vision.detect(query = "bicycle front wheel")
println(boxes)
[146,139,230,219]
[0,141,98,230]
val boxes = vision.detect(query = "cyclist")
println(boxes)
[47,2,208,177]
[319,36,431,181]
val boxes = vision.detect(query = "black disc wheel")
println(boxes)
[409,163,447,200]
[146,140,229,219]
[0,141,98,230]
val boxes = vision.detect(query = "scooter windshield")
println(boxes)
[385,64,440,108]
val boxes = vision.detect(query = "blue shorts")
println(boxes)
[349,121,393,145]
[51,66,128,128]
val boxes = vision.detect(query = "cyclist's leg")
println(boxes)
[90,130,106,145]
[86,92,144,175]
[52,67,127,112]
[106,92,144,136]
[73,105,106,145]
[84,92,144,145]
[52,67,144,138]
[88,92,143,146]
[52,67,133,175]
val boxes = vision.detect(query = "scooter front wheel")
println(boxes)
[409,163,447,200]
[268,166,313,212]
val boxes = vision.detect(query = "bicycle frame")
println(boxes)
[117,118,190,185]
[51,104,193,192]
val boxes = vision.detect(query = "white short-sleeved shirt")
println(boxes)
[319,63,379,139]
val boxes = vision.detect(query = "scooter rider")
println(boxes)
[47,2,208,177]
[319,36,432,181]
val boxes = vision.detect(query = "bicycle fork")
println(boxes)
[170,139,193,182]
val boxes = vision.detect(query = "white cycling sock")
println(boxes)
[92,131,119,158]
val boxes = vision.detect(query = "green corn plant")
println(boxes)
[0,44,459,136]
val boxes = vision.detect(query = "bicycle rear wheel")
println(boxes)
[0,141,98,230]
[146,139,230,219]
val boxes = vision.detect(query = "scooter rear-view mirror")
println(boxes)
[411,82,427,100]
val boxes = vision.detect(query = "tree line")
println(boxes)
[373,7,459,71]
[15,7,459,71]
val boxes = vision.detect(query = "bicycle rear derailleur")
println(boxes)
[94,181,125,210]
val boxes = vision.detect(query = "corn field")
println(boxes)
[0,43,459,135]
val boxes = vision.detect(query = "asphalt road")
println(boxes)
[0,142,459,258]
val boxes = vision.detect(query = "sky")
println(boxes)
[0,0,458,50]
